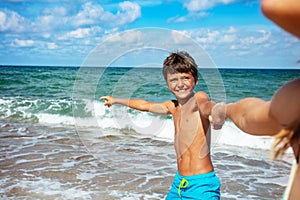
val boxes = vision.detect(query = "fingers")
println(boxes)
[99,96,108,101]
[99,96,111,107]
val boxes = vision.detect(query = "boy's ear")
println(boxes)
[195,78,199,85]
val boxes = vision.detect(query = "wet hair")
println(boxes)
[162,51,198,83]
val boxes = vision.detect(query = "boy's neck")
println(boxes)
[177,92,195,107]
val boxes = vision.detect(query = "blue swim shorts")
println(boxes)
[166,171,221,200]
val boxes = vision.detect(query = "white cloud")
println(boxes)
[219,34,237,43]
[226,26,237,34]
[184,0,215,11]
[72,2,106,27]
[167,15,186,23]
[0,9,31,32]
[170,11,209,23]
[184,0,237,11]
[116,1,141,24]
[58,26,102,40]
[1,1,141,37]
[190,27,272,51]
[240,30,271,46]
[180,25,300,68]
[72,1,141,27]
[47,42,58,49]
[34,6,69,34]
[107,30,143,43]
[11,39,35,47]
[194,29,221,43]
[172,0,233,23]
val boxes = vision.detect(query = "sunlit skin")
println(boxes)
[101,72,218,176]
[210,78,300,199]
[209,0,300,196]
[166,72,214,175]
[261,0,300,39]
[166,72,197,104]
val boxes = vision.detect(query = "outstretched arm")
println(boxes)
[100,96,171,115]
[226,98,281,136]
[220,78,300,136]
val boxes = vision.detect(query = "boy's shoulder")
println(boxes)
[195,91,209,100]
[163,99,179,111]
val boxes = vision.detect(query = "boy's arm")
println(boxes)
[195,92,226,130]
[195,91,213,118]
[100,96,171,114]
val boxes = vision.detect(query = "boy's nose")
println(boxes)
[177,79,184,87]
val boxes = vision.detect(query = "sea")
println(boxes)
[0,66,299,200]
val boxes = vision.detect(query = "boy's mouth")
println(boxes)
[176,88,189,93]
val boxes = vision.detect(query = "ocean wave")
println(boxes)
[0,97,291,152]
[0,97,73,123]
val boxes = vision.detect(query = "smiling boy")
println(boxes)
[100,51,221,199]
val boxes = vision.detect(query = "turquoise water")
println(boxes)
[0,66,299,199]
[1,66,298,122]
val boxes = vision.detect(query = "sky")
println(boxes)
[0,0,299,68]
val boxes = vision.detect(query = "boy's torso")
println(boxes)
[171,94,214,176]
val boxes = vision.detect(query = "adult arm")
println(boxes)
[261,0,300,38]
[225,78,300,136]
[226,98,281,136]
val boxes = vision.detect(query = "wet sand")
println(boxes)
[0,121,291,199]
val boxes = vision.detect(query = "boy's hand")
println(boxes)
[209,102,226,130]
[100,96,113,107]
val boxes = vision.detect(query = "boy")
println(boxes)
[100,51,222,199]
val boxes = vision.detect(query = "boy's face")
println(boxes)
[166,72,198,102]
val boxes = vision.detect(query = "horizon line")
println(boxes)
[0,64,300,70]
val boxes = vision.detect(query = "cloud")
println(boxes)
[178,25,300,67]
[72,2,106,27]
[107,30,143,43]
[241,30,271,45]
[58,26,102,40]
[184,0,238,11]
[1,1,141,36]
[47,42,58,49]
[0,9,31,33]
[168,11,209,23]
[190,26,271,48]
[72,1,141,27]
[0,0,142,60]
[35,6,68,31]
[0,1,298,68]
[170,0,237,23]
[10,39,34,47]
[116,1,141,25]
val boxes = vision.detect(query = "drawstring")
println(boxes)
[178,178,189,197]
